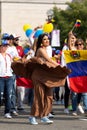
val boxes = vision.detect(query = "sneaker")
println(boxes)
[5,113,12,119]
[72,111,77,116]
[41,116,53,124]
[78,105,84,114]
[29,116,38,125]
[48,113,54,118]
[11,111,19,116]
[64,108,69,114]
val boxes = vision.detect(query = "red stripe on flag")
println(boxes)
[69,76,87,93]
[75,23,81,27]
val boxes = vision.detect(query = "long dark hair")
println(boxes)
[35,33,49,55]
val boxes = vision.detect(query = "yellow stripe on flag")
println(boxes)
[64,50,87,64]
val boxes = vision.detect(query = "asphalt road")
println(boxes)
[0,103,87,130]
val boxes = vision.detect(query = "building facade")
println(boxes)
[0,0,72,39]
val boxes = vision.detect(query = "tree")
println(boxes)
[52,0,87,48]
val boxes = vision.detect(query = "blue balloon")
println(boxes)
[25,29,33,37]
[34,29,43,38]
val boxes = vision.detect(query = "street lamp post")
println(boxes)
[46,9,54,23]
[46,9,54,44]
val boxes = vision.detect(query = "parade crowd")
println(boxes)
[0,29,87,125]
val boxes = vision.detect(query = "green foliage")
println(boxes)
[52,0,87,47]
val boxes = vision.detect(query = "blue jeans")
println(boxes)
[71,92,82,111]
[11,74,17,112]
[82,93,87,111]
[0,77,13,114]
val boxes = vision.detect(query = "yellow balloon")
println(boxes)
[43,23,53,33]
[23,24,31,32]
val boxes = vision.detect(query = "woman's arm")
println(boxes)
[38,48,59,67]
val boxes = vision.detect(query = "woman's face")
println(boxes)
[68,35,77,50]
[42,35,50,47]
[75,41,84,50]
[70,35,77,45]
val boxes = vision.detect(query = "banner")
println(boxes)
[51,30,60,47]
[64,50,87,93]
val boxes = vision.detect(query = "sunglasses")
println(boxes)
[75,44,83,46]
[15,39,19,41]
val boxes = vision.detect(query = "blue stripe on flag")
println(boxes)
[67,60,87,78]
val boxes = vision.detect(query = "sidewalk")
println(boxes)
[0,103,87,130]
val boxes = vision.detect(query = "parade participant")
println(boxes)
[0,40,13,118]
[71,38,85,116]
[29,33,58,124]
[12,34,25,110]
[6,34,19,116]
[61,31,77,114]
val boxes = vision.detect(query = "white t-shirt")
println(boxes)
[6,46,19,59]
[0,53,13,77]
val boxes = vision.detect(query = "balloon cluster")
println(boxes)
[23,22,54,38]
[23,24,33,37]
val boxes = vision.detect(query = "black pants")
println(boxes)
[64,80,70,108]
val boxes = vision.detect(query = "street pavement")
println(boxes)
[0,102,87,130]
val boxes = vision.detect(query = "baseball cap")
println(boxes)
[9,34,14,40]
[1,40,9,46]
[12,34,20,39]
[2,33,10,40]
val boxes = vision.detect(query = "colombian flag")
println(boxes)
[64,50,87,93]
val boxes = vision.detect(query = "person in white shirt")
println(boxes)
[6,34,19,116]
[0,39,13,119]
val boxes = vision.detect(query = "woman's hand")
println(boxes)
[37,57,44,64]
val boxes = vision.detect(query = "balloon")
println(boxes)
[43,23,53,33]
[23,24,31,31]
[34,29,43,38]
[25,29,33,37]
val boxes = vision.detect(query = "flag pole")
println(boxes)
[71,24,75,32]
